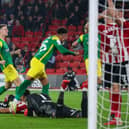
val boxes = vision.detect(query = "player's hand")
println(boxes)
[15,49,21,54]
[0,60,5,65]
[74,51,79,55]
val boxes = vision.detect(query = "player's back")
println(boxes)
[98,23,127,63]
[27,93,57,117]
[34,36,59,64]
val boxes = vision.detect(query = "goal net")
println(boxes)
[96,0,129,129]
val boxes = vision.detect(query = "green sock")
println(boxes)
[0,86,6,95]
[42,83,49,95]
[15,87,19,94]
[15,80,32,100]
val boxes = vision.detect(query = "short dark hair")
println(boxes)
[57,27,67,34]
[23,89,30,97]
[67,66,72,71]
[0,24,7,29]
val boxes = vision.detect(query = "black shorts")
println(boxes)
[103,61,129,88]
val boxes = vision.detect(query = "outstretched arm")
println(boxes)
[107,0,125,25]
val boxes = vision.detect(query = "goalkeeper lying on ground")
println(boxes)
[0,81,88,118]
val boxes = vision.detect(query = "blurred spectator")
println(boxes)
[1,0,11,5]
[24,5,33,17]
[53,3,66,20]
[5,2,15,17]
[10,43,21,64]
[21,45,32,68]
[0,14,8,24]
[46,55,56,69]
[12,19,24,37]
[16,62,26,73]
[33,16,44,32]
[15,52,25,73]
[63,67,80,91]
[66,12,80,26]
[19,15,25,27]
[8,14,15,27]
[24,16,34,31]
[6,36,13,50]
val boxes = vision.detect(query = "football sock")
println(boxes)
[57,91,64,105]
[15,87,19,94]
[42,83,49,95]
[56,91,64,118]
[111,93,122,118]
[81,91,88,117]
[0,86,6,95]
[61,80,70,91]
[15,80,32,100]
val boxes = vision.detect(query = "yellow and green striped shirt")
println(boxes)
[0,39,13,71]
[35,35,75,64]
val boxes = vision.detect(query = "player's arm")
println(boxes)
[72,40,79,48]
[54,40,77,56]
[0,60,5,65]
[0,108,11,113]
[72,34,84,48]
[107,0,126,25]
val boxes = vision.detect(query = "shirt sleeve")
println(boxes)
[0,41,3,51]
[77,34,84,43]
[54,39,75,55]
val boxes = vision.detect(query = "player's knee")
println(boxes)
[14,77,21,86]
[5,83,12,89]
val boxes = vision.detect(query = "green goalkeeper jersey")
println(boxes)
[35,35,75,64]
[77,33,101,60]
[0,39,13,71]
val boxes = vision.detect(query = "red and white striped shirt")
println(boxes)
[16,101,27,113]
[98,22,129,63]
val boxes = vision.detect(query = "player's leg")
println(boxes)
[15,57,42,100]
[38,63,49,95]
[39,77,49,95]
[56,91,64,118]
[0,82,14,95]
[81,91,88,117]
[104,63,122,125]
[15,75,33,100]
[0,64,21,95]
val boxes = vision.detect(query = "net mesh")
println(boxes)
[97,0,129,128]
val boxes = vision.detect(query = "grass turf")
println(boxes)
[0,90,129,129]
[0,90,87,129]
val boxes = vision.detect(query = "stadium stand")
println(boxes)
[0,0,88,74]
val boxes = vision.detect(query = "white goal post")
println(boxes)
[88,0,129,129]
[88,0,98,129]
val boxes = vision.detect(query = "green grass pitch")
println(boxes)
[0,90,87,129]
[0,90,129,129]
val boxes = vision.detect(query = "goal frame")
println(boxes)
[88,0,98,129]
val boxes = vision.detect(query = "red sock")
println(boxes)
[80,80,88,89]
[110,93,122,118]
[61,80,70,90]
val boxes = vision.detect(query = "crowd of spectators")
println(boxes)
[1,0,128,72]
[0,0,88,72]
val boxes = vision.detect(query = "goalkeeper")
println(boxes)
[72,23,102,84]
[24,80,87,118]
[1,82,88,118]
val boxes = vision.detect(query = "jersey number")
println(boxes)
[107,35,117,48]
[39,43,47,52]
